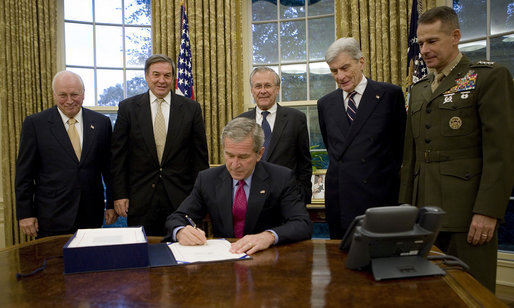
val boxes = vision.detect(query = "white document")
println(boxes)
[168,239,249,264]
[67,227,147,248]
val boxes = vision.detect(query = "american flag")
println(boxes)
[406,0,427,88]
[175,2,194,99]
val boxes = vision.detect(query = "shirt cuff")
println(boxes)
[267,229,279,245]
[172,226,186,242]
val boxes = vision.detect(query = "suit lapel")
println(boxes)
[217,168,236,237]
[135,92,159,165]
[338,80,382,159]
[161,93,185,165]
[48,106,79,163]
[330,89,351,140]
[266,104,286,160]
[80,108,95,164]
[244,162,270,234]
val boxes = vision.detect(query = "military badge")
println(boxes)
[449,116,462,130]
[460,91,470,99]
[443,93,453,104]
[444,70,477,94]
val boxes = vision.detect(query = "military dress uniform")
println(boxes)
[399,55,514,291]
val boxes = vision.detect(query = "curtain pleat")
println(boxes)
[0,0,57,246]
[335,0,436,87]
[152,0,244,164]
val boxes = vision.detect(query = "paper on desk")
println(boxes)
[168,239,249,263]
[67,227,147,248]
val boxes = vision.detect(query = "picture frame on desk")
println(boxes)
[311,169,326,205]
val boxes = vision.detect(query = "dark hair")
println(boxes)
[144,54,176,75]
[419,6,460,34]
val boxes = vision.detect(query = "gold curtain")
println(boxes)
[335,0,437,88]
[152,0,244,164]
[0,0,57,246]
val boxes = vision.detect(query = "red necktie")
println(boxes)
[233,180,247,238]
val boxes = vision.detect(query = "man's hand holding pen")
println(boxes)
[176,215,207,245]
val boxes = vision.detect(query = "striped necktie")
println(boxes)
[347,91,358,122]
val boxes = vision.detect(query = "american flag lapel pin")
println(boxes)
[260,190,266,194]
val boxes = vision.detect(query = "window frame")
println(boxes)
[58,0,152,112]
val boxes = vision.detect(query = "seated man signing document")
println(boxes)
[163,117,312,254]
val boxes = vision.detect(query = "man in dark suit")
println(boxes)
[15,71,115,238]
[317,37,406,239]
[111,54,209,236]
[164,117,312,255]
[239,67,312,204]
[399,7,514,292]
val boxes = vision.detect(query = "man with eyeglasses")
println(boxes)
[239,67,312,205]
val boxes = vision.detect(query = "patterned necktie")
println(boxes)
[153,99,166,164]
[431,72,445,92]
[67,118,81,160]
[261,111,271,160]
[232,180,247,238]
[346,91,358,123]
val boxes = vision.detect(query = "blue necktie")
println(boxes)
[347,91,358,123]
[261,111,271,160]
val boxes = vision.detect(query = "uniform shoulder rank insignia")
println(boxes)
[444,70,477,94]
[471,60,495,68]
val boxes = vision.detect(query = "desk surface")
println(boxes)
[0,236,505,307]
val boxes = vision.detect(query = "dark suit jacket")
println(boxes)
[317,79,406,236]
[163,161,313,244]
[15,106,113,235]
[239,104,312,204]
[111,91,209,216]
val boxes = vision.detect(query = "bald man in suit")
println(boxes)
[15,71,115,238]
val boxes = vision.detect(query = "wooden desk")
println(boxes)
[0,236,505,307]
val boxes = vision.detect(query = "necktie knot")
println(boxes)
[262,111,269,118]
[348,91,357,99]
[68,118,77,125]
[238,180,246,187]
[431,72,445,92]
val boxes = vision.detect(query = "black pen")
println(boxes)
[185,215,196,229]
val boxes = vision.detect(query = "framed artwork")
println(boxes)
[311,169,326,204]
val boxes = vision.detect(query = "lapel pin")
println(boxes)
[376,95,380,99]
[90,125,94,129]
[260,190,266,194]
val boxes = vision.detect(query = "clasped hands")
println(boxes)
[176,225,276,255]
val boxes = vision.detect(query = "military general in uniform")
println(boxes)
[399,6,514,292]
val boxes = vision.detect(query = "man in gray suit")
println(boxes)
[239,67,312,204]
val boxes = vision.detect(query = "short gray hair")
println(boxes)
[250,66,281,87]
[221,117,264,153]
[52,71,85,93]
[144,54,176,75]
[325,37,363,64]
